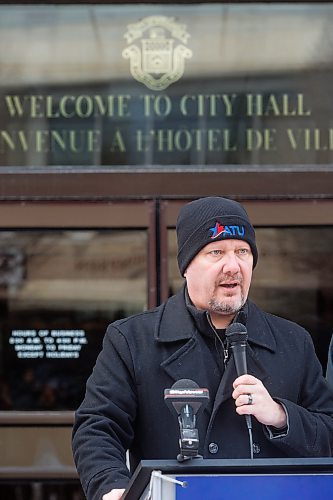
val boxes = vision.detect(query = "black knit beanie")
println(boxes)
[176,197,258,275]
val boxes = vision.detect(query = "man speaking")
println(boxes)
[72,197,333,500]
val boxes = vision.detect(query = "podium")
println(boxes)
[123,458,333,500]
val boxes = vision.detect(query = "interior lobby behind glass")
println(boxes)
[0,229,147,411]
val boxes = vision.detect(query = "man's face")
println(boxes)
[184,239,253,328]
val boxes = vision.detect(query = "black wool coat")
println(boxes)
[72,287,333,500]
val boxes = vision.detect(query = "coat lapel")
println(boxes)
[160,336,210,389]
[154,288,211,390]
[211,345,271,417]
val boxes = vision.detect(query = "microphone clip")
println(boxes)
[177,428,201,462]
[177,404,200,461]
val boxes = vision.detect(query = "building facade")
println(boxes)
[0,2,333,498]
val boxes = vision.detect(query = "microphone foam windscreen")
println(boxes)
[225,322,248,345]
[172,379,199,389]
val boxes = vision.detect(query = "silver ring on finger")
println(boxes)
[247,394,253,405]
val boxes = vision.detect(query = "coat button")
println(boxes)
[208,442,219,454]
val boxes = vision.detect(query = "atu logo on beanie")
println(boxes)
[209,222,245,239]
[176,197,258,275]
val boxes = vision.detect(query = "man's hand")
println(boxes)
[102,488,125,500]
[232,374,287,428]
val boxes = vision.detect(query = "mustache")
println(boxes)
[217,274,243,285]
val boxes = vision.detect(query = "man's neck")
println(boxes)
[209,311,236,329]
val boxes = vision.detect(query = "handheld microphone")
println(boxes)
[164,379,209,461]
[225,322,254,459]
[225,322,248,376]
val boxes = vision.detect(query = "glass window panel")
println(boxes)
[1,4,333,167]
[168,227,333,370]
[0,229,147,410]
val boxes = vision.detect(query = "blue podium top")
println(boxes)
[176,473,333,500]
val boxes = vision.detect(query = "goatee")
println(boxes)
[208,295,245,316]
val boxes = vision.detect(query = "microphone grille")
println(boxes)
[225,322,248,345]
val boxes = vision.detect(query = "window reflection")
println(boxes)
[2,4,333,167]
[168,227,333,370]
[0,230,147,410]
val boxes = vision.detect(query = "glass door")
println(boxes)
[0,200,154,498]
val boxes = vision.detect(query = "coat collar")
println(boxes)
[154,284,277,354]
[154,285,195,343]
[246,301,277,353]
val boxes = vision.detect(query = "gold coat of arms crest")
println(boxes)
[123,16,192,91]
